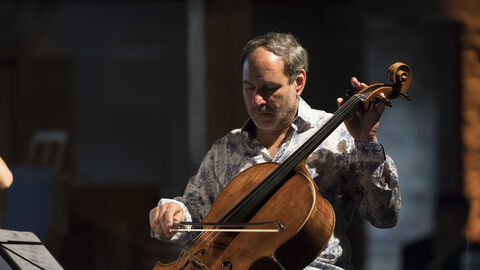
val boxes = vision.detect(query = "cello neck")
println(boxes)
[279,95,363,174]
[220,95,363,224]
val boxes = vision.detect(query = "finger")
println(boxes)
[164,204,182,237]
[150,207,164,236]
[351,77,361,89]
[376,93,387,114]
[149,208,158,231]
[337,97,344,108]
[374,102,386,119]
[172,205,184,224]
[164,205,175,228]
[356,109,363,117]
[351,77,368,91]
[155,205,167,237]
[158,206,171,237]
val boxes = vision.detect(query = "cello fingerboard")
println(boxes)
[220,94,364,224]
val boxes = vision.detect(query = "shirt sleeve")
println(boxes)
[348,141,401,228]
[178,145,222,222]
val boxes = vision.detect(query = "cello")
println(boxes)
[153,62,412,270]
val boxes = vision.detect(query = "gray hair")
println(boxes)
[241,32,309,83]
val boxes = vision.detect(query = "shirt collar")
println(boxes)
[293,97,315,131]
[241,97,314,136]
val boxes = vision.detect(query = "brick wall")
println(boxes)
[445,0,480,242]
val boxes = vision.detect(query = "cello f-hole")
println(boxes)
[222,260,232,270]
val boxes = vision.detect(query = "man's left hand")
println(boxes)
[337,77,386,142]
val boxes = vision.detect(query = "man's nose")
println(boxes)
[253,90,267,106]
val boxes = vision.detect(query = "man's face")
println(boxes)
[242,47,300,133]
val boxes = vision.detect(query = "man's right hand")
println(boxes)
[149,202,184,238]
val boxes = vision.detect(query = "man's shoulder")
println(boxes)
[201,128,251,163]
[311,108,332,121]
[297,98,332,126]
[301,106,333,128]
[209,128,247,149]
[302,106,352,144]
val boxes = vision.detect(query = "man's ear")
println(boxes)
[294,69,306,97]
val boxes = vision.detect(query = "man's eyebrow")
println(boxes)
[242,80,281,88]
[264,82,281,88]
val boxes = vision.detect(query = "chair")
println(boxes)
[25,130,68,171]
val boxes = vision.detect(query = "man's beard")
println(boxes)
[251,92,298,129]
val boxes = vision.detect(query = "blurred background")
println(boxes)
[0,0,478,269]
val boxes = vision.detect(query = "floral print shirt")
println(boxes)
[153,98,401,270]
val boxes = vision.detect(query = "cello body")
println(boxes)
[153,162,335,270]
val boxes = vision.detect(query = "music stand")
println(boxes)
[0,229,63,270]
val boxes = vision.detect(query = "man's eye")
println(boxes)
[264,87,278,92]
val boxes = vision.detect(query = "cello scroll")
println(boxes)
[355,62,412,112]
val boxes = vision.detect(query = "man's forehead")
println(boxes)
[243,47,285,77]
[245,47,283,66]
[242,66,286,84]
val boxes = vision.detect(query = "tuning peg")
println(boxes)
[378,97,392,107]
[401,93,412,101]
[345,87,357,99]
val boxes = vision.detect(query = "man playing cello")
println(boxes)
[149,32,401,270]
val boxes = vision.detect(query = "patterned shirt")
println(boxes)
[154,98,401,270]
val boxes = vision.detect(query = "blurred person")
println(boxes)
[0,157,12,189]
[402,194,469,270]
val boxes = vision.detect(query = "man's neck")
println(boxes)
[256,126,292,158]
[254,99,299,158]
